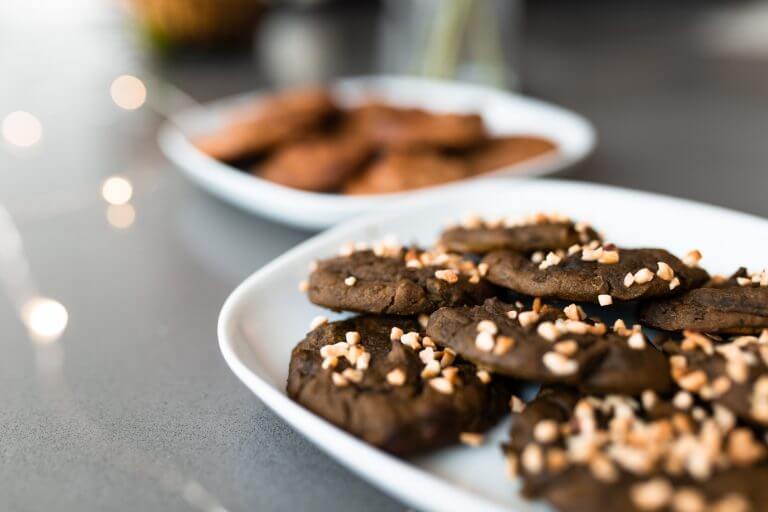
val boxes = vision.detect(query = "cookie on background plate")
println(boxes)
[286,315,512,455]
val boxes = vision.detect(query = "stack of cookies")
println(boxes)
[194,86,556,195]
[288,212,768,511]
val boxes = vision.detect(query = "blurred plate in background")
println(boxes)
[159,76,595,230]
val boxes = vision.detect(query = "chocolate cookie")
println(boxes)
[426,298,672,394]
[468,136,557,175]
[256,131,372,192]
[663,331,768,427]
[342,150,469,195]
[346,102,487,150]
[439,213,600,254]
[286,315,512,455]
[482,246,709,304]
[195,87,337,163]
[307,247,496,315]
[506,386,768,511]
[640,268,768,334]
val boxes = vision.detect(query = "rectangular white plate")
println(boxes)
[159,76,595,230]
[218,179,768,512]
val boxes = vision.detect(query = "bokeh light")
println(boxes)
[101,176,133,205]
[110,74,147,110]
[21,297,68,343]
[2,111,42,147]
[106,203,136,229]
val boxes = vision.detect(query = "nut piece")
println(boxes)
[390,327,404,341]
[310,315,329,330]
[510,395,526,413]
[624,272,635,288]
[533,420,559,443]
[656,261,675,281]
[459,432,485,447]
[331,372,349,387]
[434,269,459,284]
[634,268,655,284]
[598,294,613,306]
[475,331,496,352]
[476,320,498,334]
[386,368,406,386]
[631,478,673,511]
[542,352,579,376]
[345,331,361,345]
[429,377,455,395]
[628,332,647,350]
[683,250,702,268]
[344,276,357,286]
[518,311,540,327]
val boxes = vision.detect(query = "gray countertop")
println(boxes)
[1,1,766,511]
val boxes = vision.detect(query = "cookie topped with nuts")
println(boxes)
[663,330,768,427]
[640,268,768,334]
[481,246,709,305]
[439,213,600,254]
[505,386,768,512]
[307,245,496,315]
[286,315,512,455]
[426,298,672,394]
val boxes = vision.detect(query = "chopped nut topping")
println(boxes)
[624,272,636,288]
[641,390,658,411]
[531,251,544,264]
[429,377,454,394]
[673,391,694,410]
[386,368,406,386]
[736,277,752,287]
[356,352,371,370]
[344,276,357,286]
[390,327,404,341]
[493,335,515,355]
[656,261,675,281]
[475,331,495,352]
[598,294,613,306]
[564,303,586,321]
[678,370,708,392]
[476,369,491,384]
[534,420,560,443]
[510,395,526,413]
[401,331,422,350]
[671,488,706,512]
[590,455,619,483]
[341,368,363,384]
[543,351,579,376]
[628,331,647,350]
[476,320,498,334]
[421,360,441,379]
[598,249,620,264]
[582,246,603,262]
[459,432,485,447]
[331,372,349,387]
[518,310,540,327]
[539,251,562,270]
[322,357,338,370]
[345,331,361,345]
[441,366,459,383]
[418,314,430,328]
[505,454,519,479]
[477,262,489,277]
[537,321,560,342]
[669,277,681,290]
[631,478,673,511]
[554,339,579,356]
[521,444,544,474]
[309,315,329,330]
[683,250,702,268]
[634,267,655,284]
[418,347,436,364]
[422,336,436,349]
[440,348,456,367]
[434,269,459,284]
[320,342,348,359]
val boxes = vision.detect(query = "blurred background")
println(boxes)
[1,1,768,511]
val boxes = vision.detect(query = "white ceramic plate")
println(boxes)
[159,76,595,230]
[218,179,768,512]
